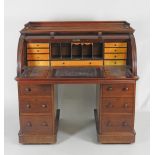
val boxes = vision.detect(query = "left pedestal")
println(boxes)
[17,82,59,144]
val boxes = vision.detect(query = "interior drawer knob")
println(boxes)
[123,87,129,91]
[122,121,128,127]
[41,122,48,126]
[26,122,32,127]
[26,104,31,108]
[89,62,92,64]
[107,86,113,91]
[42,104,47,108]
[25,88,31,92]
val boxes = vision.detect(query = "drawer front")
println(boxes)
[20,97,52,113]
[27,49,49,54]
[27,61,49,66]
[104,60,126,65]
[27,43,49,48]
[104,48,127,53]
[101,114,133,132]
[104,42,127,47]
[27,54,49,60]
[20,115,53,134]
[19,84,51,96]
[51,60,103,67]
[104,54,127,59]
[101,98,134,113]
[101,84,134,97]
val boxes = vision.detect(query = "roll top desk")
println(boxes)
[15,21,138,144]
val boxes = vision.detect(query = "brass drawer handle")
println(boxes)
[123,87,129,91]
[124,103,128,108]
[41,122,48,126]
[107,86,113,91]
[25,88,31,92]
[26,104,31,108]
[26,122,32,127]
[106,121,112,127]
[42,104,47,108]
[106,102,113,108]
[122,121,128,127]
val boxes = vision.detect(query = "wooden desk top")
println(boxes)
[21,21,134,34]
[16,66,138,83]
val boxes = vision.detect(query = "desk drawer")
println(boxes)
[20,97,52,113]
[51,60,103,67]
[104,54,127,59]
[27,43,49,48]
[104,42,127,47]
[27,54,49,60]
[101,114,133,132]
[20,115,53,134]
[27,49,49,54]
[27,61,49,66]
[19,84,51,96]
[101,98,134,113]
[101,84,134,97]
[104,48,127,53]
[104,60,126,65]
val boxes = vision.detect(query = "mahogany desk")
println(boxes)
[16,21,138,144]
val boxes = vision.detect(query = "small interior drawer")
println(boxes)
[104,60,126,66]
[104,42,127,47]
[27,61,49,66]
[27,43,49,48]
[27,49,49,53]
[51,60,103,67]
[104,48,127,53]
[104,54,127,59]
[27,54,49,60]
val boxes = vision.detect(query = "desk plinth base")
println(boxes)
[19,109,60,144]
[94,109,135,144]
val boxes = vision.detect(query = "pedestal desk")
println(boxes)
[15,21,138,144]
